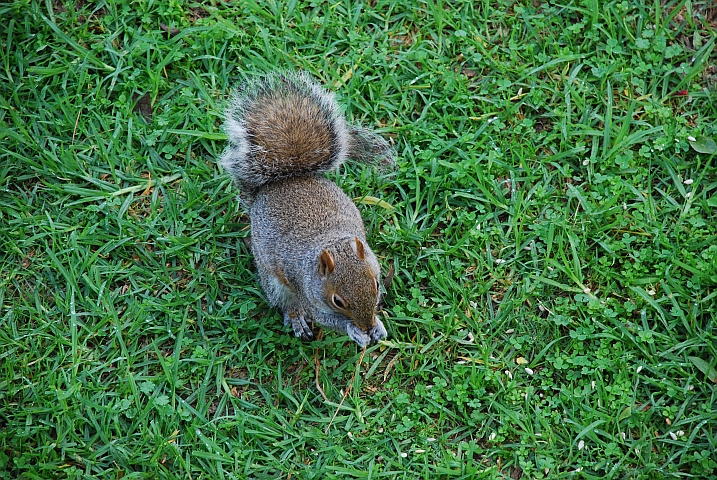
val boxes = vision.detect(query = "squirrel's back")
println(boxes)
[250,175,366,245]
[219,71,393,205]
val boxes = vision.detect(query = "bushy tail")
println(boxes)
[219,71,394,206]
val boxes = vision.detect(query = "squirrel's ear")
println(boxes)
[319,250,335,275]
[352,237,365,260]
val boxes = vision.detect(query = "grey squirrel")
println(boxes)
[220,71,394,347]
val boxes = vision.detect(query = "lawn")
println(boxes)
[1,0,716,478]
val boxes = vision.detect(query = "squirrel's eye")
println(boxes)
[332,294,347,310]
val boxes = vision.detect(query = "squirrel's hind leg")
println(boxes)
[283,306,313,341]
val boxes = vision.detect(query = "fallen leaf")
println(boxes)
[160,23,180,38]
[688,135,717,154]
[354,195,395,211]
[132,93,153,120]
[688,356,717,383]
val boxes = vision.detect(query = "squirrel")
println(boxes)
[219,71,394,348]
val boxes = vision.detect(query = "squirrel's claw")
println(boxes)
[284,309,313,341]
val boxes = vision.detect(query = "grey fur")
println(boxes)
[220,72,393,347]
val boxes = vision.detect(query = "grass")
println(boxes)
[1,0,717,478]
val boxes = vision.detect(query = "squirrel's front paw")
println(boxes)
[347,318,387,348]
[283,309,313,341]
[369,318,387,344]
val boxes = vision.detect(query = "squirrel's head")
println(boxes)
[318,237,385,346]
